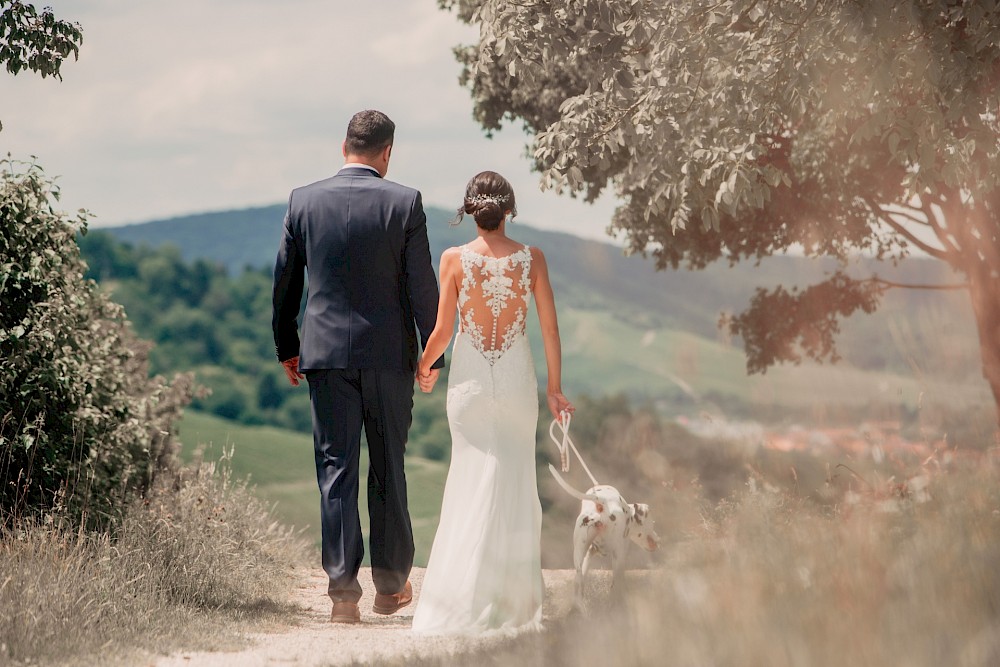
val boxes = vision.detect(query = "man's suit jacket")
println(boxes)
[272,166,444,373]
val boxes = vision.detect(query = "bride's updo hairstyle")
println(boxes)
[451,171,517,231]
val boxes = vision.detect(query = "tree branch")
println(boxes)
[918,192,963,256]
[593,93,650,139]
[879,204,929,227]
[765,0,823,46]
[868,277,968,291]
[683,54,709,115]
[862,196,949,260]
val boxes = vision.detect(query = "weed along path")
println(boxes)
[154,567,586,666]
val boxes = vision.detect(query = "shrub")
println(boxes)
[0,158,193,522]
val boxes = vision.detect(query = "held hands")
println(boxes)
[281,356,305,387]
[416,365,440,393]
[547,390,575,422]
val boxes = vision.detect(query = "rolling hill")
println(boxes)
[102,202,988,412]
[106,203,975,341]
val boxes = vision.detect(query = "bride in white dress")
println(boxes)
[411,171,574,636]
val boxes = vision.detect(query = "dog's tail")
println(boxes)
[548,464,601,503]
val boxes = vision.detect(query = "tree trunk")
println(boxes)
[967,272,1000,432]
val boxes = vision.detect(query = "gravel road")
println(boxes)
[155,567,586,667]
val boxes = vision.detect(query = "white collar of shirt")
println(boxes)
[339,163,380,176]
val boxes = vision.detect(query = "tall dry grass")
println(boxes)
[0,452,307,666]
[405,453,1000,667]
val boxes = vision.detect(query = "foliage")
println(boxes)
[0,1,82,130]
[0,453,306,665]
[0,1,80,78]
[729,272,882,373]
[79,232,314,431]
[443,0,1000,422]
[0,159,193,521]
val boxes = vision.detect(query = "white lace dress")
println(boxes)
[412,244,543,636]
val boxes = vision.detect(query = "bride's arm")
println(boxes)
[417,248,461,378]
[531,247,575,420]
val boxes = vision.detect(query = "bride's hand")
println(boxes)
[416,364,439,393]
[547,391,574,421]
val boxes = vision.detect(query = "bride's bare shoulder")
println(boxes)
[439,246,463,271]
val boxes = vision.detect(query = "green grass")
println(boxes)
[176,409,448,566]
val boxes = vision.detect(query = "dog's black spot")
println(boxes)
[609,513,617,522]
[624,525,630,538]
[580,516,590,526]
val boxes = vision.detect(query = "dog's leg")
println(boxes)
[573,513,604,609]
[580,545,593,587]
[609,546,625,597]
[573,525,588,609]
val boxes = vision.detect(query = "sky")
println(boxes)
[0,0,618,240]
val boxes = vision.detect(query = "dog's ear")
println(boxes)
[632,503,649,522]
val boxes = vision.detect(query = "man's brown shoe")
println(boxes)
[330,601,361,624]
[372,580,412,615]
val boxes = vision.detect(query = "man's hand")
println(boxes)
[417,367,440,393]
[281,356,305,387]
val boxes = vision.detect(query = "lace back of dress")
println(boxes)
[458,246,532,365]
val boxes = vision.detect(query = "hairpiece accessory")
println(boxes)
[468,193,508,206]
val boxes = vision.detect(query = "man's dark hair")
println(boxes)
[344,110,395,156]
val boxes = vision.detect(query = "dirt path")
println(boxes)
[155,567,586,666]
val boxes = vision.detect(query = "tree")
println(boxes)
[442,0,1000,425]
[1,160,195,520]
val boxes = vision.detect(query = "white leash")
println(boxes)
[548,411,599,487]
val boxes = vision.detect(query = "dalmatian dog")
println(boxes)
[549,465,661,609]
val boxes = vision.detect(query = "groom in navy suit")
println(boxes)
[272,110,443,623]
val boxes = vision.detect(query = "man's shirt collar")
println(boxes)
[339,163,381,177]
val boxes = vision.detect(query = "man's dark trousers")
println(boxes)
[307,367,415,603]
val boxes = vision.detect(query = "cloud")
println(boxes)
[1,1,618,241]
